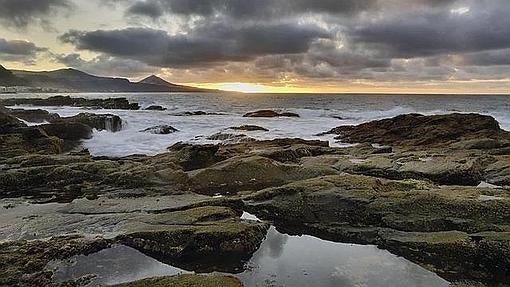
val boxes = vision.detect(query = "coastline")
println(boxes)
[1,96,509,286]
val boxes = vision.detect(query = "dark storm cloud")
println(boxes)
[0,38,46,63]
[0,0,71,27]
[349,1,510,58]
[54,53,156,77]
[126,1,164,19]
[60,23,330,67]
[54,0,510,83]
[122,0,378,19]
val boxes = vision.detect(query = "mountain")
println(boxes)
[0,66,218,93]
[138,75,213,92]
[0,65,28,86]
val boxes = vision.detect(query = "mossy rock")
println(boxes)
[111,274,243,287]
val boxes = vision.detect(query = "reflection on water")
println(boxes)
[238,227,449,287]
[48,226,449,287]
[47,245,188,286]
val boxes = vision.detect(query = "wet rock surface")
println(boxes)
[8,109,60,123]
[110,274,243,287]
[0,95,140,110]
[174,111,226,116]
[2,110,510,286]
[230,125,269,132]
[142,125,179,134]
[324,113,510,148]
[145,105,167,111]
[56,113,123,132]
[243,110,300,118]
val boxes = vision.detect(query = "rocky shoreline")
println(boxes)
[1,98,509,286]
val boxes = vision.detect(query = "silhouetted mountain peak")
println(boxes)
[139,75,177,87]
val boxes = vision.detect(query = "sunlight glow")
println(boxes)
[192,82,315,93]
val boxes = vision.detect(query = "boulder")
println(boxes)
[175,111,225,116]
[0,110,63,156]
[230,125,269,132]
[0,109,26,134]
[145,105,167,111]
[169,143,224,171]
[41,122,93,140]
[324,113,510,148]
[243,110,300,118]
[56,113,123,132]
[141,125,179,134]
[7,109,60,123]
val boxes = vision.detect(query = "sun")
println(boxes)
[215,82,268,93]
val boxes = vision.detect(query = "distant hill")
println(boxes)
[0,66,218,93]
[0,65,28,86]
[138,75,214,92]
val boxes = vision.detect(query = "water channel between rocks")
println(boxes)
[47,213,449,287]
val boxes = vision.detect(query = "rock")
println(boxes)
[41,122,93,141]
[110,274,243,287]
[243,110,300,118]
[188,155,337,195]
[7,108,60,123]
[332,151,490,186]
[0,110,63,157]
[142,125,179,134]
[145,105,167,111]
[244,174,510,283]
[0,95,140,110]
[175,111,225,116]
[169,143,224,171]
[324,113,510,148]
[116,206,269,272]
[55,113,123,132]
[0,236,110,287]
[0,109,26,134]
[206,133,253,143]
[230,125,269,132]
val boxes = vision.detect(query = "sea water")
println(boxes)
[4,92,510,157]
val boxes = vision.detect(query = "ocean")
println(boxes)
[5,93,510,157]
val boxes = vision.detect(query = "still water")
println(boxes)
[48,226,448,287]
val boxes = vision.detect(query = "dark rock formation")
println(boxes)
[243,110,300,118]
[41,122,93,141]
[0,95,140,110]
[57,113,123,132]
[7,109,60,123]
[141,125,179,134]
[0,109,63,157]
[175,111,226,116]
[230,125,269,132]
[145,105,167,111]
[324,113,510,147]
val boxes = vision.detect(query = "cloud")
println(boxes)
[122,0,378,20]
[60,22,330,68]
[53,53,156,77]
[0,38,47,64]
[349,0,510,58]
[0,0,72,28]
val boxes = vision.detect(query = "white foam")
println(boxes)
[9,93,510,156]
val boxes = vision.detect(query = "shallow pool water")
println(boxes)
[47,224,449,287]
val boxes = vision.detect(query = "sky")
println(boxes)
[1,0,510,93]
